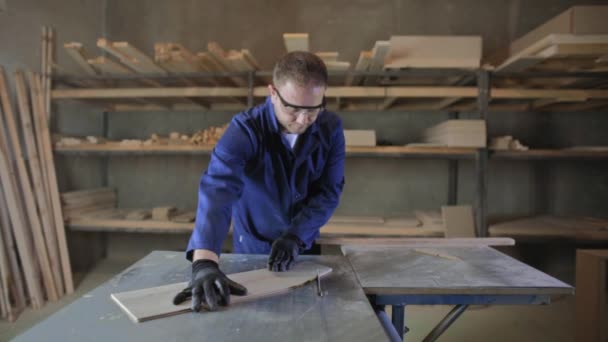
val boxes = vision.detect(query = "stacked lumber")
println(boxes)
[0,63,73,320]
[385,36,482,69]
[489,216,608,241]
[60,188,117,220]
[423,120,487,148]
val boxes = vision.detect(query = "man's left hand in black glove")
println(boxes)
[267,233,304,272]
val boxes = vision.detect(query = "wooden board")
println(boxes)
[441,205,476,238]
[316,237,514,246]
[111,261,332,322]
[575,249,608,342]
[385,36,482,69]
[343,130,376,147]
[510,5,608,56]
[283,33,309,52]
[489,216,608,241]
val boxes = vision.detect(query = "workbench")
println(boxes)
[14,252,390,342]
[342,245,574,341]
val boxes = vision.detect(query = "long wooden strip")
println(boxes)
[316,237,514,246]
[32,73,74,294]
[0,67,58,300]
[0,140,44,308]
[111,261,332,322]
[15,70,64,295]
[0,191,26,311]
[0,220,15,320]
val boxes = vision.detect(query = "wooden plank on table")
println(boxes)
[316,237,514,246]
[31,73,74,294]
[0,68,58,300]
[575,249,608,342]
[441,205,476,238]
[15,70,64,296]
[111,262,332,322]
[322,223,444,237]
[283,33,309,52]
[63,42,98,75]
[385,36,482,69]
[364,41,390,86]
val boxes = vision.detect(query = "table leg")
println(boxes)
[391,305,405,340]
[422,304,469,342]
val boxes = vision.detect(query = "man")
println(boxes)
[173,51,346,312]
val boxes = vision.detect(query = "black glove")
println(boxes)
[173,259,247,312]
[268,233,304,272]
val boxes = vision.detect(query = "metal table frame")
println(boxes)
[370,292,551,341]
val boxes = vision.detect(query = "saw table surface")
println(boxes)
[14,251,389,342]
[342,245,573,296]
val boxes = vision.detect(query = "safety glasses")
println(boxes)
[272,86,326,117]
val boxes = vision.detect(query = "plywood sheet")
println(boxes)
[111,261,332,322]
[442,205,476,238]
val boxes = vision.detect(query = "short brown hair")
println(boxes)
[273,51,328,88]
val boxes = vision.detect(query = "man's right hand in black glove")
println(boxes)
[173,259,247,312]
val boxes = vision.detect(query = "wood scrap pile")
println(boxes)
[190,124,228,145]
[490,136,529,151]
[0,63,73,320]
[60,188,117,220]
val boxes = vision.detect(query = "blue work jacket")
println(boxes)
[186,96,345,260]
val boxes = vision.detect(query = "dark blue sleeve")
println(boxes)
[186,117,256,260]
[287,119,345,248]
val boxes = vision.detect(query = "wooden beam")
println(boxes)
[0,123,45,309]
[0,192,27,312]
[0,68,58,301]
[98,39,166,75]
[16,70,64,296]
[31,73,74,294]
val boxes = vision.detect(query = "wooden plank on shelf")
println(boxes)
[68,217,194,233]
[98,39,166,75]
[111,262,332,323]
[345,51,372,86]
[0,67,58,301]
[31,73,74,294]
[441,205,476,238]
[316,52,339,62]
[53,86,249,99]
[87,56,132,75]
[321,223,444,237]
[316,237,514,246]
[385,36,482,69]
[61,187,115,201]
[363,41,390,86]
[15,70,64,296]
[283,33,309,52]
[207,42,248,87]
[343,130,376,147]
[63,42,98,75]
[489,216,608,240]
[497,34,608,72]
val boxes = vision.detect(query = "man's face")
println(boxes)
[269,80,326,134]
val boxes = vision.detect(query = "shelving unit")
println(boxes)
[51,66,608,240]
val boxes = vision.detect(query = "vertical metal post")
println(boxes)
[447,111,459,205]
[391,305,405,341]
[475,70,490,237]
